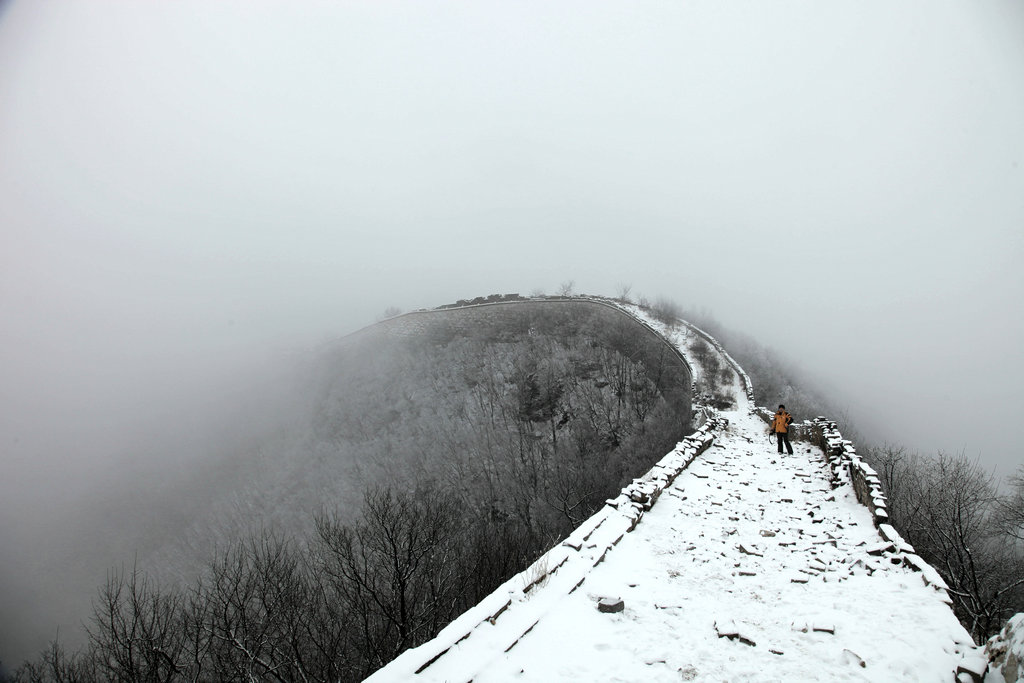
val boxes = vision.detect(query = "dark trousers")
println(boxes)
[777,430,793,454]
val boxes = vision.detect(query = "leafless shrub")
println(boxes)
[650,297,683,326]
[999,466,1024,542]
[14,303,694,680]
[868,448,1024,640]
[8,638,95,683]
[202,531,316,681]
[313,486,464,676]
[615,283,633,303]
[86,563,192,683]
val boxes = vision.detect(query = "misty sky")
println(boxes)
[1,0,1022,665]
[1,0,1023,595]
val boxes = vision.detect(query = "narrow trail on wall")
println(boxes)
[388,407,972,682]
[367,306,977,682]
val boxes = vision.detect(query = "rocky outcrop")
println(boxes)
[986,614,1024,682]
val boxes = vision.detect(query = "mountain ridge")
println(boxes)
[365,301,984,682]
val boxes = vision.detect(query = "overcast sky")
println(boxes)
[2,0,1023,554]
[1,0,1023,664]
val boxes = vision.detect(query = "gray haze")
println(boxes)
[1,0,1023,667]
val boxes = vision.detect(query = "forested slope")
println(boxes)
[308,301,691,531]
[8,299,695,681]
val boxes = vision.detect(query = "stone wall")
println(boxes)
[364,416,729,682]
[807,419,889,525]
[676,319,755,406]
[746,410,991,680]
[355,299,998,681]
[802,417,959,594]
[357,299,731,681]
[801,418,993,681]
[679,325,951,615]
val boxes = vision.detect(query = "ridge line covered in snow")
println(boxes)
[366,307,981,682]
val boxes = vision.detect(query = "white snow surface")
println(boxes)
[369,407,975,682]
[366,308,976,682]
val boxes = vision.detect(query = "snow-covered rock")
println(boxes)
[986,613,1024,682]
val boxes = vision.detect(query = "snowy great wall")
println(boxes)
[358,297,1022,682]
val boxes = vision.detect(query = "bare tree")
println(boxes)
[10,638,96,683]
[12,296,698,681]
[203,530,322,682]
[86,563,190,683]
[313,486,463,677]
[874,451,1024,640]
[869,444,924,528]
[999,466,1024,542]
[650,297,682,326]
[557,280,575,297]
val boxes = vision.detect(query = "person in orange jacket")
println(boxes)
[771,404,794,455]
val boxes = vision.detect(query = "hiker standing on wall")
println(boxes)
[771,404,794,455]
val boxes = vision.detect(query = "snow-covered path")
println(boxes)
[371,408,974,682]
[459,408,972,682]
[367,309,976,682]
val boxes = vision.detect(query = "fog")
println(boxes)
[1,0,1022,668]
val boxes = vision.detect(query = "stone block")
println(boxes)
[878,523,900,544]
[955,654,988,683]
[597,597,624,613]
[715,620,756,647]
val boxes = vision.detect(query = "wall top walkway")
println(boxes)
[366,304,981,682]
